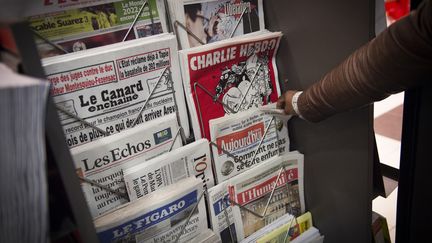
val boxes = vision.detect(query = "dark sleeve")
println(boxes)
[297,0,432,122]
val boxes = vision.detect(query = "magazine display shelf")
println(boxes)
[2,0,376,242]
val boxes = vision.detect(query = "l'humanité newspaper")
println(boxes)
[42,33,190,148]
[71,113,181,218]
[228,152,305,241]
[94,177,207,243]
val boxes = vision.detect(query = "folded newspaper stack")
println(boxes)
[208,152,304,242]
[27,0,169,58]
[210,103,290,183]
[179,30,283,139]
[166,0,265,49]
[94,177,208,243]
[71,113,181,218]
[124,138,215,201]
[0,64,50,242]
[43,33,189,148]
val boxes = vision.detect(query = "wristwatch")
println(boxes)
[292,91,303,117]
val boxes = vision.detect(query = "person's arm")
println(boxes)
[277,0,432,122]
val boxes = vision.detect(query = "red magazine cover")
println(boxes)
[180,31,283,139]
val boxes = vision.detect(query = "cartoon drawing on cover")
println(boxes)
[215,51,272,114]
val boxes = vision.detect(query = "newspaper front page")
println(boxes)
[27,0,168,58]
[71,113,181,218]
[123,138,215,201]
[179,31,283,139]
[228,152,305,240]
[207,180,238,243]
[94,177,208,243]
[43,33,190,148]
[210,104,289,183]
[168,0,264,49]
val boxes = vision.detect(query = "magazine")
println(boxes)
[229,152,305,240]
[207,180,238,243]
[290,227,324,243]
[255,212,313,243]
[178,31,283,139]
[70,113,181,218]
[209,103,290,183]
[241,213,295,243]
[42,33,190,148]
[167,0,264,49]
[27,0,168,58]
[123,138,215,201]
[94,177,208,243]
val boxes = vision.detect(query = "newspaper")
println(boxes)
[42,33,190,148]
[123,138,215,201]
[228,152,305,240]
[167,0,264,49]
[27,0,168,58]
[207,180,238,243]
[209,103,290,183]
[190,229,222,243]
[94,177,208,243]
[178,31,283,139]
[71,113,181,218]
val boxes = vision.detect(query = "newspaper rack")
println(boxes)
[36,36,187,201]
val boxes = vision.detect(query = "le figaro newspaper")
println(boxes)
[207,152,304,242]
[27,0,168,58]
[210,103,290,183]
[94,177,207,243]
[123,138,215,201]
[42,33,189,148]
[167,0,265,49]
[71,113,181,218]
[179,30,283,140]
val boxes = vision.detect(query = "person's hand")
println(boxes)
[276,90,299,116]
